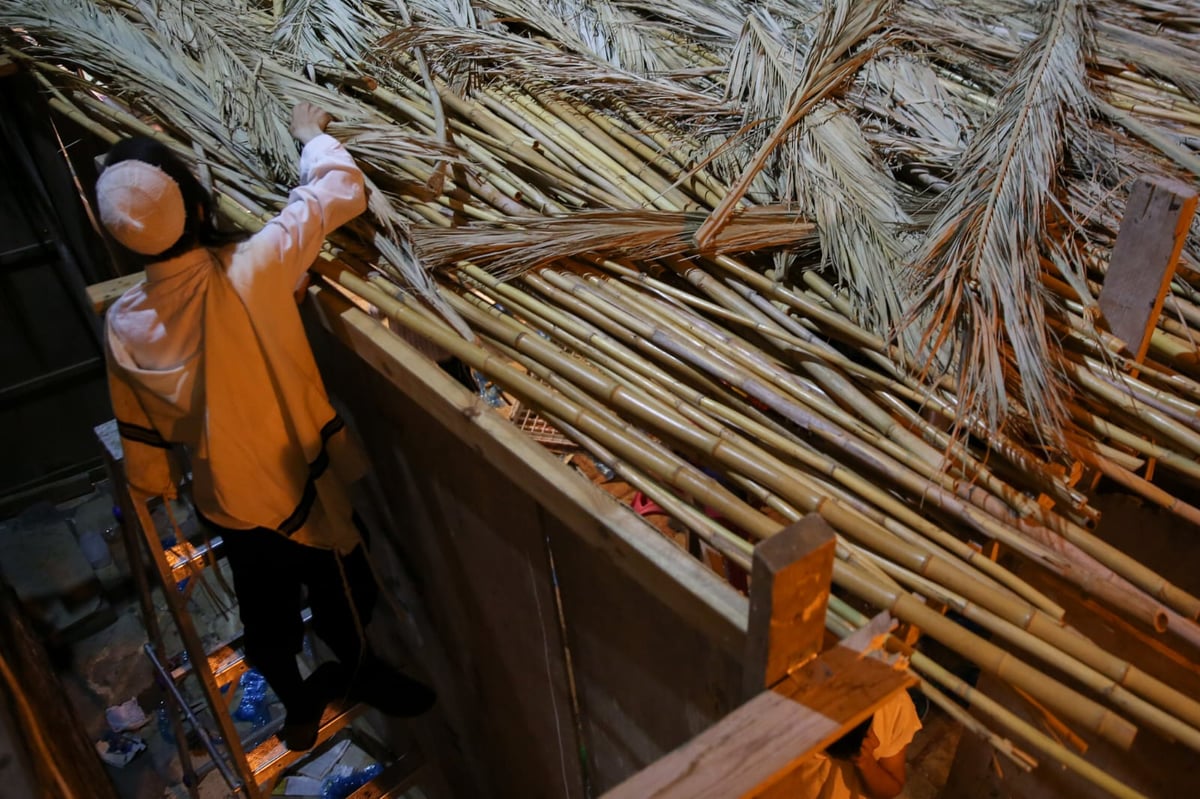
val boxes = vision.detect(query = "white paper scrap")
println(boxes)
[298,738,351,779]
[278,775,323,795]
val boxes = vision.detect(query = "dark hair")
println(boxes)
[825,715,873,760]
[102,136,245,260]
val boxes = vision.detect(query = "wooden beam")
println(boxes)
[601,640,915,799]
[87,271,143,314]
[1099,174,1199,362]
[743,515,836,699]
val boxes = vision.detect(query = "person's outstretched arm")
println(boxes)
[229,102,367,302]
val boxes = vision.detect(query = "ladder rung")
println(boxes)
[166,535,224,578]
[170,608,313,685]
[171,638,240,683]
[249,703,365,790]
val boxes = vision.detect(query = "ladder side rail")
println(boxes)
[124,486,261,798]
[97,429,202,799]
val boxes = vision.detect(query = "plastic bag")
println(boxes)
[231,669,271,728]
[156,702,176,745]
[321,762,382,799]
[95,731,146,767]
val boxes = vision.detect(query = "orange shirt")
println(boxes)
[791,690,923,799]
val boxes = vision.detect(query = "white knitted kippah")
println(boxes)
[96,160,186,256]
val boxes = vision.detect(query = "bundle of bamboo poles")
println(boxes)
[4,0,1200,795]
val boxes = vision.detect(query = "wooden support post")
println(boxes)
[603,515,913,799]
[601,628,915,799]
[1099,175,1198,362]
[743,515,837,699]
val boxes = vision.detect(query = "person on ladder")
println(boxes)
[98,101,436,751]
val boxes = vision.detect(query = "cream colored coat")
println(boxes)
[105,134,367,553]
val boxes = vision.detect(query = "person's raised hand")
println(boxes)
[290,102,333,144]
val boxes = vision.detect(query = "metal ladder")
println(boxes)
[95,419,439,799]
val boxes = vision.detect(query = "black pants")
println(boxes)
[201,513,378,711]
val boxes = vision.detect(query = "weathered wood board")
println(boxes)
[1100,174,1198,361]
[304,288,750,796]
[602,644,914,799]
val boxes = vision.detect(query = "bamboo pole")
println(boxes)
[841,608,1149,799]
[548,418,755,571]
[468,266,1053,603]
[578,273,1183,632]
[445,272,1192,706]
[868,549,1200,742]
[833,561,1139,750]
[340,271,782,541]
[350,263,1185,758]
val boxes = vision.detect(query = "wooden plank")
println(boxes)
[601,643,915,799]
[1099,175,1199,362]
[308,298,586,797]
[309,286,748,655]
[550,508,745,791]
[88,271,143,314]
[743,515,836,699]
[308,284,756,794]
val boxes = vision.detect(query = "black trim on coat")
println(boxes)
[117,419,171,449]
[278,414,344,536]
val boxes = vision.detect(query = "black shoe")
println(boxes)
[280,714,321,752]
[280,662,350,751]
[346,658,436,718]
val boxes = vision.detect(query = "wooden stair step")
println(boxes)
[346,753,433,799]
[249,702,366,791]
[170,607,313,685]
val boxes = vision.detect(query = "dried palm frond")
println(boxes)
[1095,0,1200,39]
[697,0,891,245]
[401,0,486,28]
[896,0,1033,90]
[272,0,377,67]
[372,233,475,341]
[256,59,388,125]
[900,0,1095,438]
[340,124,463,170]
[724,6,809,146]
[609,0,748,45]
[378,25,736,134]
[411,207,820,276]
[851,53,970,176]
[1098,101,1200,180]
[128,0,297,178]
[1,0,269,176]
[794,103,918,344]
[475,0,677,76]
